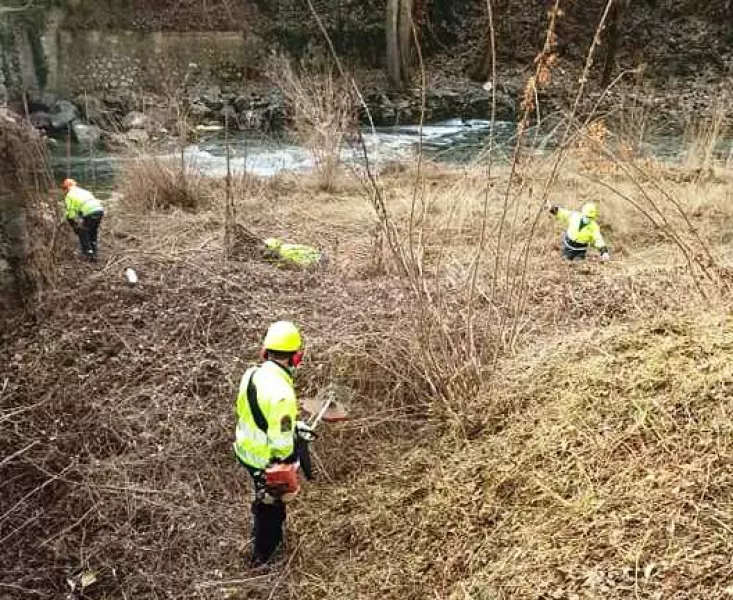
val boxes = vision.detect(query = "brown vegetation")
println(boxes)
[118,155,208,213]
[0,110,56,307]
[2,136,733,595]
[2,3,733,596]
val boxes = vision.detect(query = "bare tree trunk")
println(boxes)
[398,0,414,86]
[386,0,402,88]
[601,0,629,87]
[386,0,414,89]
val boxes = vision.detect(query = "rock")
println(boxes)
[75,95,107,126]
[51,99,77,115]
[201,86,223,111]
[102,92,133,115]
[72,122,102,146]
[29,111,53,131]
[187,102,212,118]
[27,91,57,113]
[220,105,237,125]
[125,128,149,145]
[49,100,78,131]
[106,127,149,150]
[121,111,150,131]
[232,94,251,113]
[0,258,12,291]
[463,86,517,121]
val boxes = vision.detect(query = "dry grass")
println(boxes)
[2,150,733,598]
[293,312,733,600]
[119,154,208,213]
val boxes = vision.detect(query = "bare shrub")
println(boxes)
[270,55,356,191]
[0,109,56,307]
[683,98,731,173]
[119,155,206,213]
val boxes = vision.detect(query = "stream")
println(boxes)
[50,119,733,197]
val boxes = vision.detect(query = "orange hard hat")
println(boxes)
[61,178,77,191]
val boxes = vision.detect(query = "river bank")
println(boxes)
[16,53,731,157]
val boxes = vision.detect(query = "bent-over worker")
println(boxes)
[233,321,310,567]
[263,238,325,268]
[62,178,104,261]
[550,202,610,262]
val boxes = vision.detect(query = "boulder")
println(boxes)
[102,92,133,115]
[220,105,237,125]
[201,86,223,111]
[464,86,517,121]
[75,95,108,126]
[106,128,149,150]
[125,128,149,145]
[187,102,212,118]
[49,100,78,131]
[29,111,53,131]
[232,94,251,113]
[121,111,150,131]
[72,122,102,146]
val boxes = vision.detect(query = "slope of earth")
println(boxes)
[294,312,733,599]
[1,161,732,598]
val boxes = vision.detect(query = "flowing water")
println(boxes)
[50,119,732,198]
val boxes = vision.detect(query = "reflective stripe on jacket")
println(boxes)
[65,186,103,220]
[556,208,606,250]
[233,361,298,470]
[264,239,322,267]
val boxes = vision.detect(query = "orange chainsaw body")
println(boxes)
[265,463,300,495]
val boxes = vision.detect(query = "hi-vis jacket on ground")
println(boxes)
[555,207,606,252]
[64,185,104,220]
[234,361,298,470]
[263,238,322,268]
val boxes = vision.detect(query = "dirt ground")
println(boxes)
[2,156,733,598]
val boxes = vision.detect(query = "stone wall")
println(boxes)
[53,29,265,96]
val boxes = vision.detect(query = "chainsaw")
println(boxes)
[264,392,348,497]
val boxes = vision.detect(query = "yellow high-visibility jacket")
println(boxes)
[556,208,606,249]
[234,360,298,471]
[263,238,322,267]
[64,186,104,220]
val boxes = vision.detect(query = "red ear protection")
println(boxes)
[291,351,304,368]
[290,351,304,367]
[261,348,303,367]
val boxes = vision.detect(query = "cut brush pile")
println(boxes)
[1,156,733,599]
[293,313,733,599]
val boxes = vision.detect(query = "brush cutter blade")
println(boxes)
[301,398,349,423]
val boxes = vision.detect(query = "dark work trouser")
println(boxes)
[79,211,104,258]
[561,232,588,261]
[237,456,286,564]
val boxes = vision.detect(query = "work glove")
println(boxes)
[295,420,316,442]
[549,205,559,216]
[600,251,610,262]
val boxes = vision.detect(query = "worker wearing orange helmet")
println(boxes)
[233,321,310,567]
[62,178,104,261]
[549,202,610,261]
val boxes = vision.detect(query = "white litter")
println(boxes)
[124,268,139,286]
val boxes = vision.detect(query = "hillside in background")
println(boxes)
[56,0,733,76]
